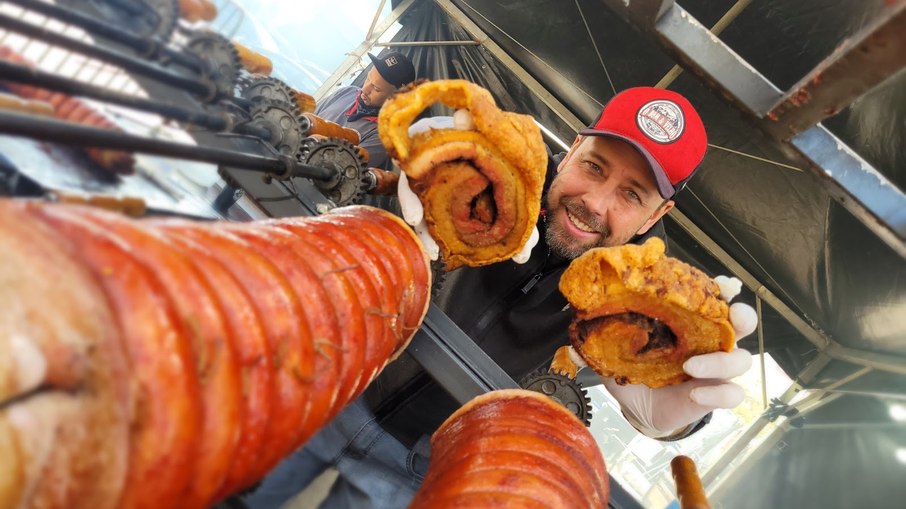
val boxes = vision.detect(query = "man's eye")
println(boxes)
[626,190,641,203]
[585,161,601,174]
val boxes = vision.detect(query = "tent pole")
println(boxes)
[365,0,388,42]
[432,0,585,131]
[756,296,768,409]
[375,40,480,46]
[312,0,418,103]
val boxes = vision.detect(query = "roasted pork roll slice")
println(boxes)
[409,389,609,509]
[560,237,735,388]
[378,79,547,269]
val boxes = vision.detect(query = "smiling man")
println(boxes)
[247,87,756,509]
[545,87,704,257]
[313,51,415,169]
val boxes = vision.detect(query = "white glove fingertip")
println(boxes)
[413,219,439,261]
[690,383,745,409]
[730,302,758,339]
[715,275,743,302]
[408,116,455,136]
[512,226,539,264]
[397,172,423,226]
[684,348,752,379]
[453,109,475,131]
[567,345,588,369]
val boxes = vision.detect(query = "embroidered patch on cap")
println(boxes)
[636,100,685,144]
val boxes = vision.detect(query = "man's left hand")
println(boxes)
[603,276,758,439]
[397,111,539,264]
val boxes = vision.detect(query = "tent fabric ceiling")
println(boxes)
[388,0,906,370]
[381,1,905,505]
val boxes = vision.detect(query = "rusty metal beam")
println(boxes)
[766,1,906,140]
[600,0,906,259]
[600,0,783,116]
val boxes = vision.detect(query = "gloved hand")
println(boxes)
[396,110,540,263]
[601,275,758,439]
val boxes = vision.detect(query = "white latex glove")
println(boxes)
[396,110,539,264]
[602,276,758,439]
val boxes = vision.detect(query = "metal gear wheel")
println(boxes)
[248,100,307,157]
[240,76,297,106]
[141,0,180,41]
[184,30,241,99]
[430,259,447,298]
[298,138,368,207]
[519,368,593,427]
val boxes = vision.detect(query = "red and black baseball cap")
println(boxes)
[367,51,415,88]
[580,87,707,199]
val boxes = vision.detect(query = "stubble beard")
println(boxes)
[544,197,615,259]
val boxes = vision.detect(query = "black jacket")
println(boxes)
[363,152,667,446]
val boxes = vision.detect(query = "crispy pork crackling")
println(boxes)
[560,238,735,388]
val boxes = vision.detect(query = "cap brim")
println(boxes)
[579,128,676,199]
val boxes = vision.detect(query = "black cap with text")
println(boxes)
[367,51,415,88]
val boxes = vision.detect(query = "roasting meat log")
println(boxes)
[0,199,431,509]
[408,389,609,509]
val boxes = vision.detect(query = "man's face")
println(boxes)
[545,136,674,259]
[360,67,397,108]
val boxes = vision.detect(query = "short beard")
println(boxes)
[544,197,613,259]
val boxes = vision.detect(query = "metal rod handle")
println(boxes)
[0,110,333,181]
[0,60,228,131]
[5,0,203,71]
[0,12,212,97]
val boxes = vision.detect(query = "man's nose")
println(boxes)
[582,187,615,221]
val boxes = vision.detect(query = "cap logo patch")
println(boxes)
[385,56,398,67]
[636,100,684,143]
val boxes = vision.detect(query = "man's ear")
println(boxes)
[557,136,584,173]
[637,200,675,235]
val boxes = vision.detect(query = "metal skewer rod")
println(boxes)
[0,60,232,128]
[0,110,333,181]
[0,12,213,98]
[4,0,204,71]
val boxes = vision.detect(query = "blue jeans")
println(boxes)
[244,397,431,509]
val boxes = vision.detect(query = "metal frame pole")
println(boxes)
[312,0,420,103]
[601,0,906,259]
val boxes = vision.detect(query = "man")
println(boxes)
[246,87,756,508]
[313,51,415,169]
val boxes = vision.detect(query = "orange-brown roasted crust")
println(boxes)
[559,238,734,388]
[410,389,609,509]
[233,41,273,75]
[378,79,546,269]
[1,199,432,509]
